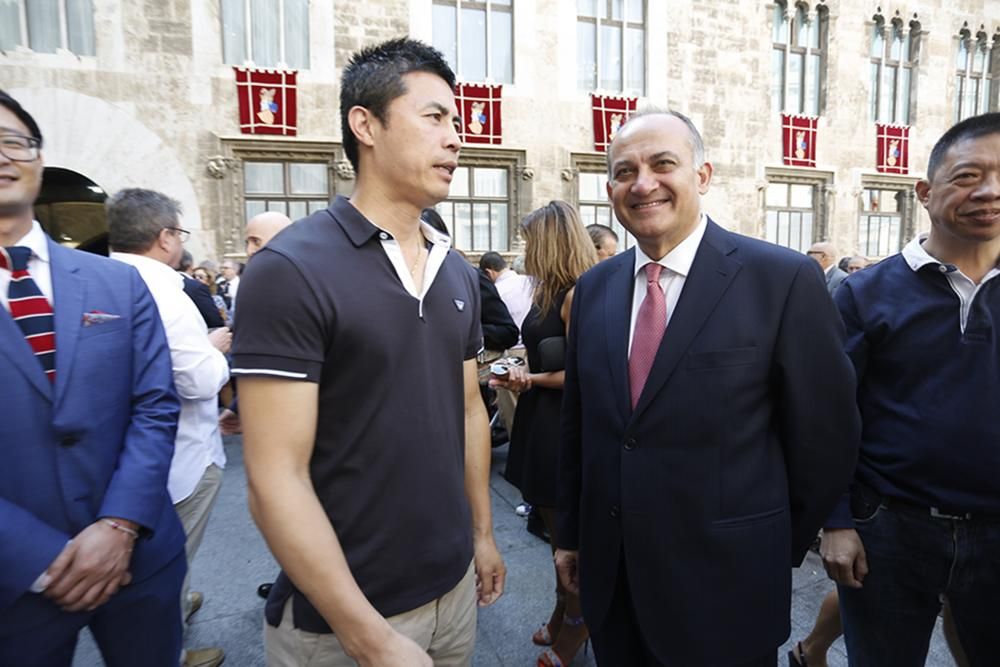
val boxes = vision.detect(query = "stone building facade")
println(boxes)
[2,0,998,262]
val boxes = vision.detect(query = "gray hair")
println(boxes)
[107,188,182,253]
[607,108,706,178]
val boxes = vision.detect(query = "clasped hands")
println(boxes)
[43,517,138,612]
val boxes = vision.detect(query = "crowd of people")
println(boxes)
[1,33,998,667]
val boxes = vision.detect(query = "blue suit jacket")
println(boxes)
[0,240,185,634]
[558,220,860,665]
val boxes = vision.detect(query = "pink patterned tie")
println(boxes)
[629,263,666,410]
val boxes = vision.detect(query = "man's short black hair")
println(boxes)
[0,90,43,146]
[927,112,1000,181]
[479,251,507,272]
[340,38,455,175]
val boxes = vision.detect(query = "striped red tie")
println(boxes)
[1,246,56,382]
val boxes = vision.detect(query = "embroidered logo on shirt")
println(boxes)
[453,299,465,312]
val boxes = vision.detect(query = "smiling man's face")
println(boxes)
[916,132,1000,246]
[606,114,712,260]
[0,104,43,242]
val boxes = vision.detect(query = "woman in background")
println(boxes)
[492,201,597,667]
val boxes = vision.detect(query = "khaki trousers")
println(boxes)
[265,561,477,667]
[174,463,224,621]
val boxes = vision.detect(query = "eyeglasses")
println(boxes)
[165,227,191,242]
[0,133,41,162]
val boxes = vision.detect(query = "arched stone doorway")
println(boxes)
[35,167,109,255]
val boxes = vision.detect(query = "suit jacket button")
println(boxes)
[60,436,78,447]
[623,438,636,450]
[609,505,620,518]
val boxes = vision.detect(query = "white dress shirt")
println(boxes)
[111,252,229,504]
[628,214,708,356]
[494,269,533,344]
[0,221,53,310]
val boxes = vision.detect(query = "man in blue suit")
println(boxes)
[554,111,860,666]
[0,90,186,666]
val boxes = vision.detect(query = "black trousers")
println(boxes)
[590,552,777,667]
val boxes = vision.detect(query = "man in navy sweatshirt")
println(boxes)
[821,113,1000,666]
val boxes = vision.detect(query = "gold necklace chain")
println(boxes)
[409,244,426,274]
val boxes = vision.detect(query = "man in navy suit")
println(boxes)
[554,110,860,666]
[0,90,186,666]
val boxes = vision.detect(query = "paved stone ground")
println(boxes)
[73,438,955,666]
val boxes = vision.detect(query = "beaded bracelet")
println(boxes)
[102,519,139,539]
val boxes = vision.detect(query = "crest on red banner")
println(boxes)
[781,114,818,167]
[234,67,297,136]
[876,123,910,174]
[592,94,637,153]
[455,83,502,144]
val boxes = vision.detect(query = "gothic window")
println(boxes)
[763,169,832,253]
[771,2,826,115]
[432,0,513,83]
[243,162,330,222]
[0,0,95,56]
[857,178,916,257]
[221,0,310,69]
[577,0,645,95]
[435,149,526,252]
[954,27,998,123]
[869,14,920,124]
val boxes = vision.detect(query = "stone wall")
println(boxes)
[1,0,999,260]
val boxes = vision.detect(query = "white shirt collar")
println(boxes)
[419,220,453,248]
[901,234,948,272]
[10,220,50,264]
[110,252,184,288]
[633,213,707,279]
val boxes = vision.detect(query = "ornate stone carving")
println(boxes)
[518,166,535,181]
[205,156,238,179]
[561,168,578,182]
[335,159,355,180]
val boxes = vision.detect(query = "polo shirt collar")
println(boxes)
[331,196,453,249]
[901,234,962,275]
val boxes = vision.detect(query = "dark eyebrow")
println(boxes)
[648,151,681,163]
[949,160,985,172]
[424,102,462,128]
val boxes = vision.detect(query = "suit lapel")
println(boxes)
[631,220,742,421]
[49,242,84,407]
[0,305,51,398]
[604,250,635,423]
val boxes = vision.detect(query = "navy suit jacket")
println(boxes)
[0,240,185,635]
[182,273,226,329]
[558,220,860,665]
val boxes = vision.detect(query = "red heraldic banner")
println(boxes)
[876,123,910,174]
[592,94,637,153]
[456,83,503,144]
[781,113,818,167]
[235,67,298,136]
